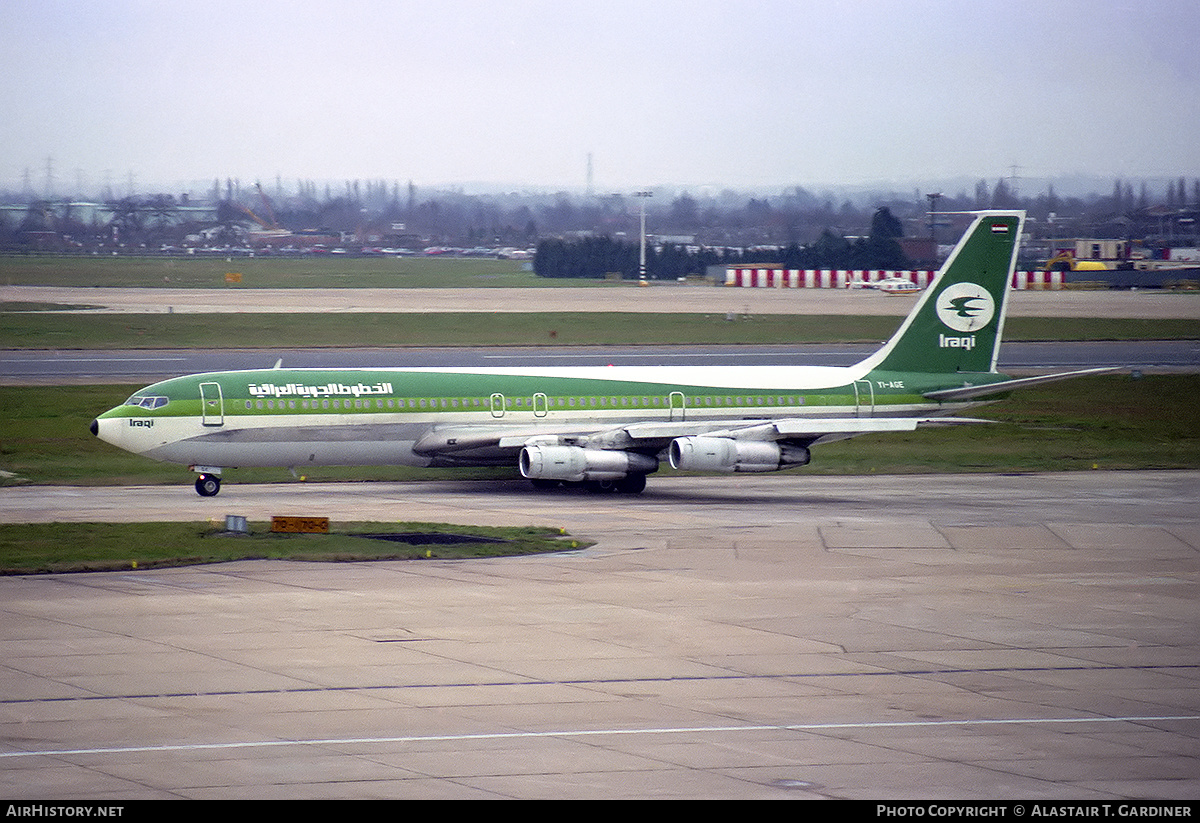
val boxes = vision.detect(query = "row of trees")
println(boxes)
[3,174,1197,253]
[532,236,721,279]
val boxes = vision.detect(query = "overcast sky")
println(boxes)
[2,0,1197,196]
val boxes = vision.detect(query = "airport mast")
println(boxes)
[634,190,652,280]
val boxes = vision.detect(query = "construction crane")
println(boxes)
[235,184,290,245]
[254,182,281,230]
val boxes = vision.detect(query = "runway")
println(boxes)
[2,472,1198,799]
[3,340,1196,384]
[7,283,1200,318]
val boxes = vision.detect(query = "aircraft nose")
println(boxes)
[89,419,99,437]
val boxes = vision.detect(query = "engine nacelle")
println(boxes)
[519,444,658,482]
[668,437,810,473]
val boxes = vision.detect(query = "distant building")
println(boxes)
[1051,238,1130,261]
[898,236,935,267]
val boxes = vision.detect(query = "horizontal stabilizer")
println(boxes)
[923,367,1122,402]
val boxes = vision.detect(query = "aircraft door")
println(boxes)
[490,393,506,419]
[853,380,874,418]
[199,382,225,427]
[669,391,686,421]
[533,392,549,418]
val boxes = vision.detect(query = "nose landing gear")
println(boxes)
[195,473,222,497]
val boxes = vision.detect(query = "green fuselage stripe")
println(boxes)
[102,366,997,422]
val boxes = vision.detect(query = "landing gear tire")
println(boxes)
[584,474,647,495]
[195,474,221,497]
[614,473,647,495]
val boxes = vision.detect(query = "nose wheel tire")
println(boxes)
[195,474,221,497]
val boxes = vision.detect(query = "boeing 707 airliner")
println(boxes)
[91,210,1111,496]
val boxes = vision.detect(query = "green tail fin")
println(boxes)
[861,210,1024,375]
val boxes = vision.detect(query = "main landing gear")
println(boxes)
[530,474,648,495]
[605,473,647,495]
[195,473,222,497]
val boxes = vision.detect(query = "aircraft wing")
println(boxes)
[414,415,992,458]
[923,367,1121,403]
[619,416,990,443]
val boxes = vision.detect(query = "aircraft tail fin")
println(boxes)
[859,210,1024,375]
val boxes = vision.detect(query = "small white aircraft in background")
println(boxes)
[875,276,923,294]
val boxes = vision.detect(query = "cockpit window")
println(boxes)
[125,395,169,409]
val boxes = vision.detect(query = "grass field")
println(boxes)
[0,521,586,575]
[0,253,562,289]
[3,375,1197,489]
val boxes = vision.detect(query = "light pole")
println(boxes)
[926,192,942,263]
[634,191,652,280]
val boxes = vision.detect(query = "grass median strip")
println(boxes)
[0,520,587,574]
[0,254,547,289]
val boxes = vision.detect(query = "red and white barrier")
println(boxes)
[724,268,1065,290]
[1009,270,1064,289]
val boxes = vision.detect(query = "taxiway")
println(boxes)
[1,472,1197,799]
[7,283,1200,318]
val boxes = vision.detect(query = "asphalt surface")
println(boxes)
[2,340,1197,384]
[3,285,1195,383]
[1,473,1199,800]
[6,283,1200,317]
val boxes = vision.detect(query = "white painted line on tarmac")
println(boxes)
[3,714,1197,759]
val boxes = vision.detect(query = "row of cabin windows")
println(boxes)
[246,397,479,411]
[243,395,808,411]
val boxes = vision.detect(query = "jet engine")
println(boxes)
[668,437,810,473]
[519,444,658,482]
